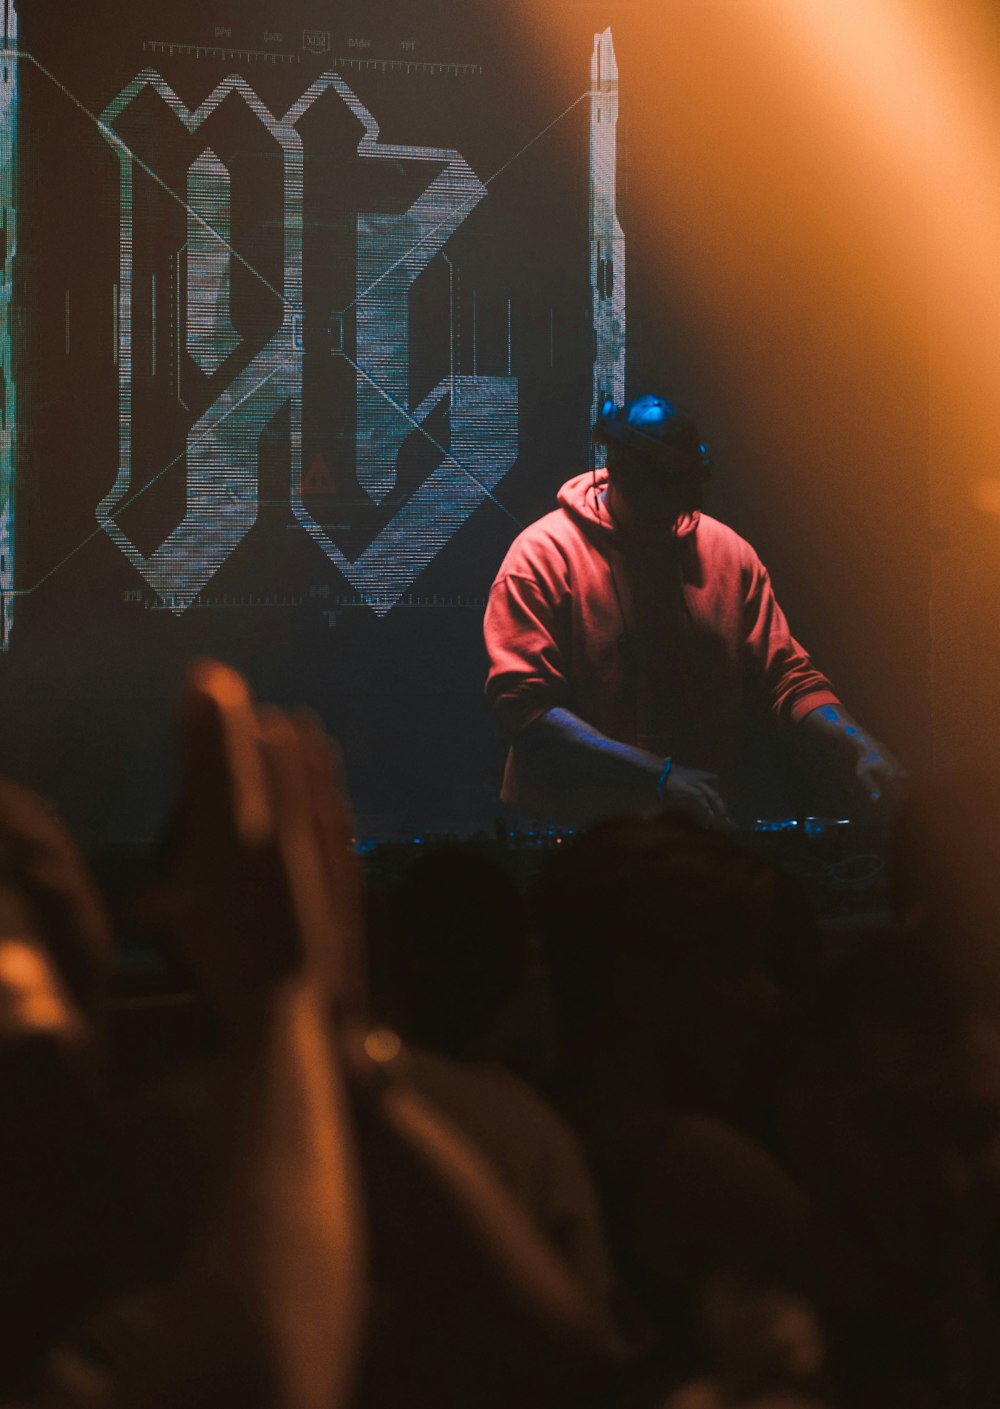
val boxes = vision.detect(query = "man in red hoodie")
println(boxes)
[484,395,904,827]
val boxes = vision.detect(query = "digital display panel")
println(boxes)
[0,0,627,843]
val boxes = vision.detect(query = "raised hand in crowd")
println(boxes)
[20,662,630,1409]
[42,661,372,1409]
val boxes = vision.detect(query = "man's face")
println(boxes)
[604,444,701,531]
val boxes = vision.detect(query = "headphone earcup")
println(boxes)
[592,397,624,448]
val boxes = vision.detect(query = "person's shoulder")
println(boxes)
[695,513,755,553]
[494,506,582,582]
[516,504,573,545]
[694,514,764,569]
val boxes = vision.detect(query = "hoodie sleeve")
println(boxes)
[484,566,571,739]
[743,556,841,724]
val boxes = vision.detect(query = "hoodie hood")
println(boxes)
[556,468,701,541]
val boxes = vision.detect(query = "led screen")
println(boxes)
[0,0,626,842]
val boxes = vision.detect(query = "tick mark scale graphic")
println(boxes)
[143,39,484,77]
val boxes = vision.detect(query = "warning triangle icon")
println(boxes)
[302,454,337,496]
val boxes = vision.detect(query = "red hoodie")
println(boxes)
[484,469,839,820]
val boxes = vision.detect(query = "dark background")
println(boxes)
[0,0,934,848]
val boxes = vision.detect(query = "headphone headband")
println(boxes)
[593,395,712,481]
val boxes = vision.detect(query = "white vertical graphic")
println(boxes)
[186,149,241,375]
[590,26,626,464]
[0,0,16,648]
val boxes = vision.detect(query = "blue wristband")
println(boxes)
[656,756,673,801]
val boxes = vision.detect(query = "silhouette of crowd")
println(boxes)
[2,660,998,1408]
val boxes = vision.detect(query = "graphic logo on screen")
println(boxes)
[0,19,625,646]
[99,68,519,617]
[302,31,331,56]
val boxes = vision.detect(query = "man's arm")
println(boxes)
[740,555,907,807]
[522,707,730,826]
[485,567,729,826]
[798,703,907,805]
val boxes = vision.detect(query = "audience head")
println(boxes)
[0,782,115,1393]
[383,846,528,1060]
[0,780,112,1043]
[784,929,1000,1253]
[533,815,821,1111]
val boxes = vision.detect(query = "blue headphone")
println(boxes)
[592,395,712,482]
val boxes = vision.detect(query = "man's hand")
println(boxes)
[524,707,734,826]
[661,764,731,828]
[167,662,362,1033]
[800,704,908,808]
[854,738,908,806]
